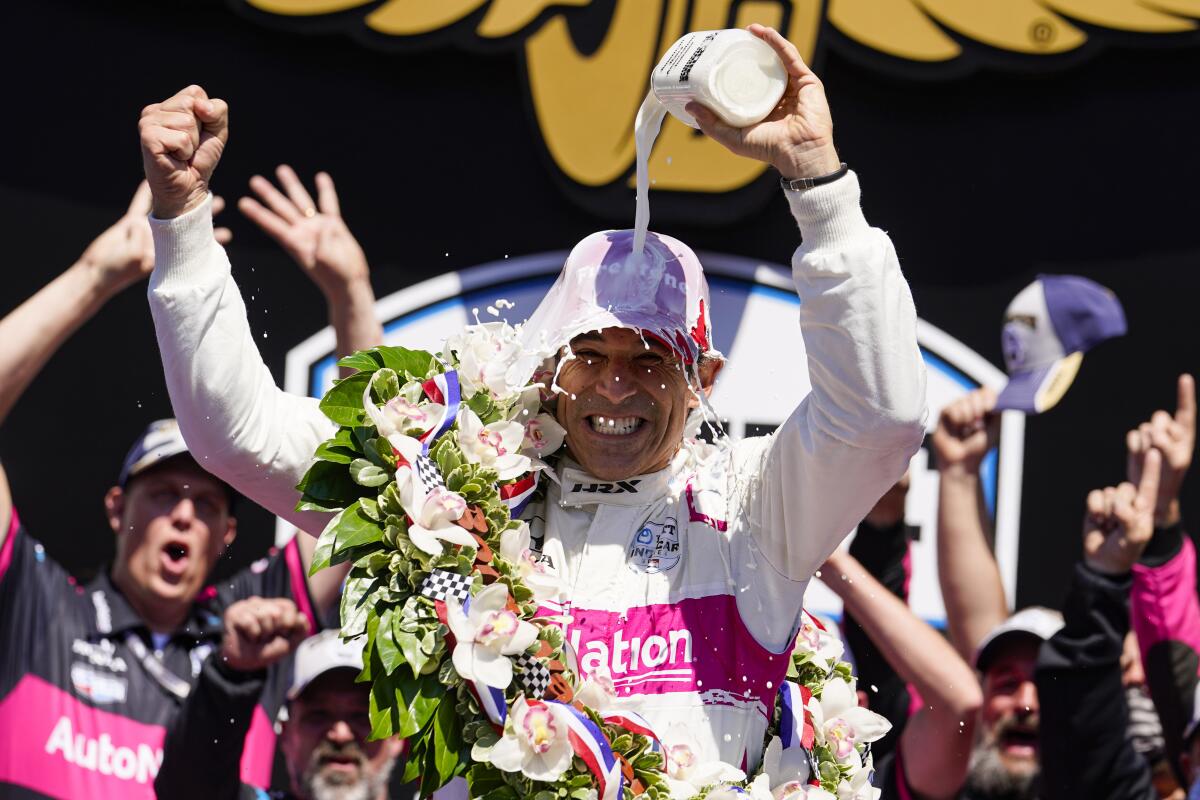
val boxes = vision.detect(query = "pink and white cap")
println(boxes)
[519,230,718,364]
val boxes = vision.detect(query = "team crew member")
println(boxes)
[0,177,381,799]
[156,604,405,800]
[141,24,926,792]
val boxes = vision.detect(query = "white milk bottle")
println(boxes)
[650,29,788,128]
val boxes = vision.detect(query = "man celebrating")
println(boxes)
[141,23,926,786]
[0,175,380,798]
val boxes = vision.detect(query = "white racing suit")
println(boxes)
[147,171,927,785]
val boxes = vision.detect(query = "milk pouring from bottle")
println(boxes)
[633,29,787,254]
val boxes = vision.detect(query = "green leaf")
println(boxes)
[364,437,397,469]
[296,497,345,513]
[377,606,405,675]
[309,506,349,574]
[397,619,432,678]
[370,368,401,405]
[359,496,382,522]
[338,350,384,374]
[394,672,445,738]
[375,346,436,379]
[340,574,379,639]
[433,694,465,784]
[329,501,385,564]
[350,458,391,488]
[320,372,372,427]
[296,459,365,507]
[368,672,399,740]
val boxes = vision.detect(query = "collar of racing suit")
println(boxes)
[554,447,697,507]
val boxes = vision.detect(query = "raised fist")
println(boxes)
[138,85,229,219]
[219,597,310,674]
[1083,449,1161,576]
[1126,373,1195,526]
[932,387,999,475]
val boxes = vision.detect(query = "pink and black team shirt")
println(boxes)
[0,510,320,799]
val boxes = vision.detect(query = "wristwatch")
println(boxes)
[779,162,849,192]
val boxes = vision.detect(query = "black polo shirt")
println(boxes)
[0,510,319,799]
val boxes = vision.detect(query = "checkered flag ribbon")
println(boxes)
[420,569,471,604]
[514,652,552,699]
[414,453,445,494]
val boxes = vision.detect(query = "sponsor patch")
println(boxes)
[628,517,680,574]
[571,480,641,495]
[71,664,128,704]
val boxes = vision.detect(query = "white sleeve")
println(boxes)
[147,195,337,537]
[732,171,927,582]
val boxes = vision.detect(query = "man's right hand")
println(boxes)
[932,387,999,476]
[219,597,310,673]
[139,85,229,219]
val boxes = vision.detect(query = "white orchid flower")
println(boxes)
[395,463,477,557]
[662,741,746,798]
[481,695,574,782]
[793,612,844,668]
[520,412,567,459]
[362,384,444,439]
[499,522,565,603]
[573,666,619,714]
[445,322,543,403]
[446,583,540,690]
[806,678,891,765]
[758,737,812,792]
[835,762,880,800]
[456,408,531,480]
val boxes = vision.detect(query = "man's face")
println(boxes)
[965,638,1041,798]
[106,459,235,613]
[555,328,718,480]
[281,670,402,800]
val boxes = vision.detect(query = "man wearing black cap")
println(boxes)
[0,177,382,799]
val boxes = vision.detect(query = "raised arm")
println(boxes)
[931,388,1009,660]
[236,164,386,604]
[140,87,337,539]
[823,549,982,800]
[0,183,229,546]
[691,25,926,580]
[1126,374,1200,773]
[1036,451,1161,800]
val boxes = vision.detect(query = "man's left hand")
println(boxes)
[685,24,839,180]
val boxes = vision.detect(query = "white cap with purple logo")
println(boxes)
[996,274,1126,414]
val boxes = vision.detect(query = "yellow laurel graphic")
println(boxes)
[243,0,1199,195]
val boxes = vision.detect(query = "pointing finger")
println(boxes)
[1176,374,1196,431]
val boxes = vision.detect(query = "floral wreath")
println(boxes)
[301,319,891,800]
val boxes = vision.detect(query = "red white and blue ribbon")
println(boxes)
[602,709,663,758]
[499,471,539,517]
[420,370,461,454]
[551,700,624,800]
[778,681,814,751]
